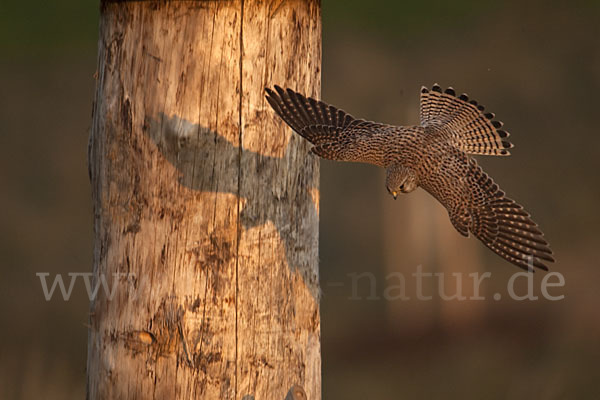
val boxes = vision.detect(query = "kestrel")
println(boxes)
[265,84,554,272]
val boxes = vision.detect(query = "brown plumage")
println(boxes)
[265,84,554,271]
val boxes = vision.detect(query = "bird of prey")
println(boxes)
[265,84,554,272]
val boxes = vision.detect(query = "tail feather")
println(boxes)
[420,84,514,156]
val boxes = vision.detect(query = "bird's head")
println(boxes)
[386,164,418,199]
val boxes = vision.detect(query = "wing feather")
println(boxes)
[265,86,391,166]
[425,155,554,271]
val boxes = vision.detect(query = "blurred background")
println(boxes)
[1,0,599,398]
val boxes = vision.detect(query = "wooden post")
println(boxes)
[87,1,321,399]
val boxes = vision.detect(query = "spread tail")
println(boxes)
[420,84,514,156]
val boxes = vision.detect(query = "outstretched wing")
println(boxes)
[265,86,390,166]
[425,155,554,271]
[420,84,514,156]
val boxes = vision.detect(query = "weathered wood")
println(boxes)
[87,1,321,399]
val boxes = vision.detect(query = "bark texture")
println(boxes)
[87,1,321,399]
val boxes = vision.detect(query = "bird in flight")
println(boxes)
[265,84,554,272]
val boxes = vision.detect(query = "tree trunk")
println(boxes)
[87,1,321,399]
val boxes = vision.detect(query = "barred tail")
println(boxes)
[420,84,514,156]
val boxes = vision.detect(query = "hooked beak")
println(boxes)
[392,191,398,200]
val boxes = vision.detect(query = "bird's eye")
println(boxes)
[399,184,405,190]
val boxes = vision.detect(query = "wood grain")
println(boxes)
[87,1,321,398]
